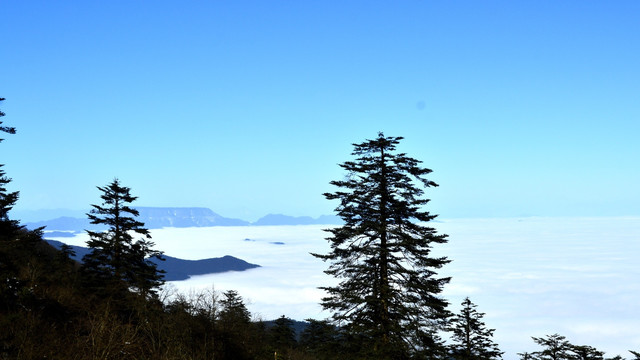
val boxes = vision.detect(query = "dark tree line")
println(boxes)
[1,99,637,359]
[518,333,639,360]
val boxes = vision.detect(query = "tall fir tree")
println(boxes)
[314,133,451,359]
[0,97,23,310]
[0,98,56,358]
[0,98,19,229]
[449,297,503,360]
[82,179,164,298]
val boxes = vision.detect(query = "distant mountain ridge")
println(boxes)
[27,216,100,231]
[45,239,260,281]
[136,207,249,227]
[253,213,341,226]
[25,207,341,232]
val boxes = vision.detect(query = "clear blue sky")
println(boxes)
[2,1,639,221]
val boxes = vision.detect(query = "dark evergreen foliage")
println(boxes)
[82,179,165,299]
[570,344,605,360]
[0,166,18,229]
[218,290,265,360]
[314,132,451,359]
[299,319,342,359]
[523,334,623,360]
[520,334,628,360]
[219,290,251,325]
[0,99,82,358]
[449,297,503,360]
[0,96,26,319]
[0,98,16,140]
[0,98,20,313]
[531,334,575,360]
[269,315,298,359]
[519,352,536,360]
[0,98,19,228]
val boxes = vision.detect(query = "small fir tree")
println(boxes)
[269,315,297,358]
[449,297,503,360]
[531,334,574,360]
[314,133,451,359]
[570,344,605,360]
[518,352,535,360]
[218,290,253,360]
[82,179,164,298]
[219,290,251,326]
[299,319,341,360]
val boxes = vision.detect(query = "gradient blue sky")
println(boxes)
[2,1,639,221]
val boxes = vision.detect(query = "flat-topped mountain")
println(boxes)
[25,207,341,231]
[25,207,249,231]
[136,207,249,227]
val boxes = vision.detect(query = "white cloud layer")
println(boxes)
[58,217,640,359]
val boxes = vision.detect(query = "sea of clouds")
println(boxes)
[57,217,640,359]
